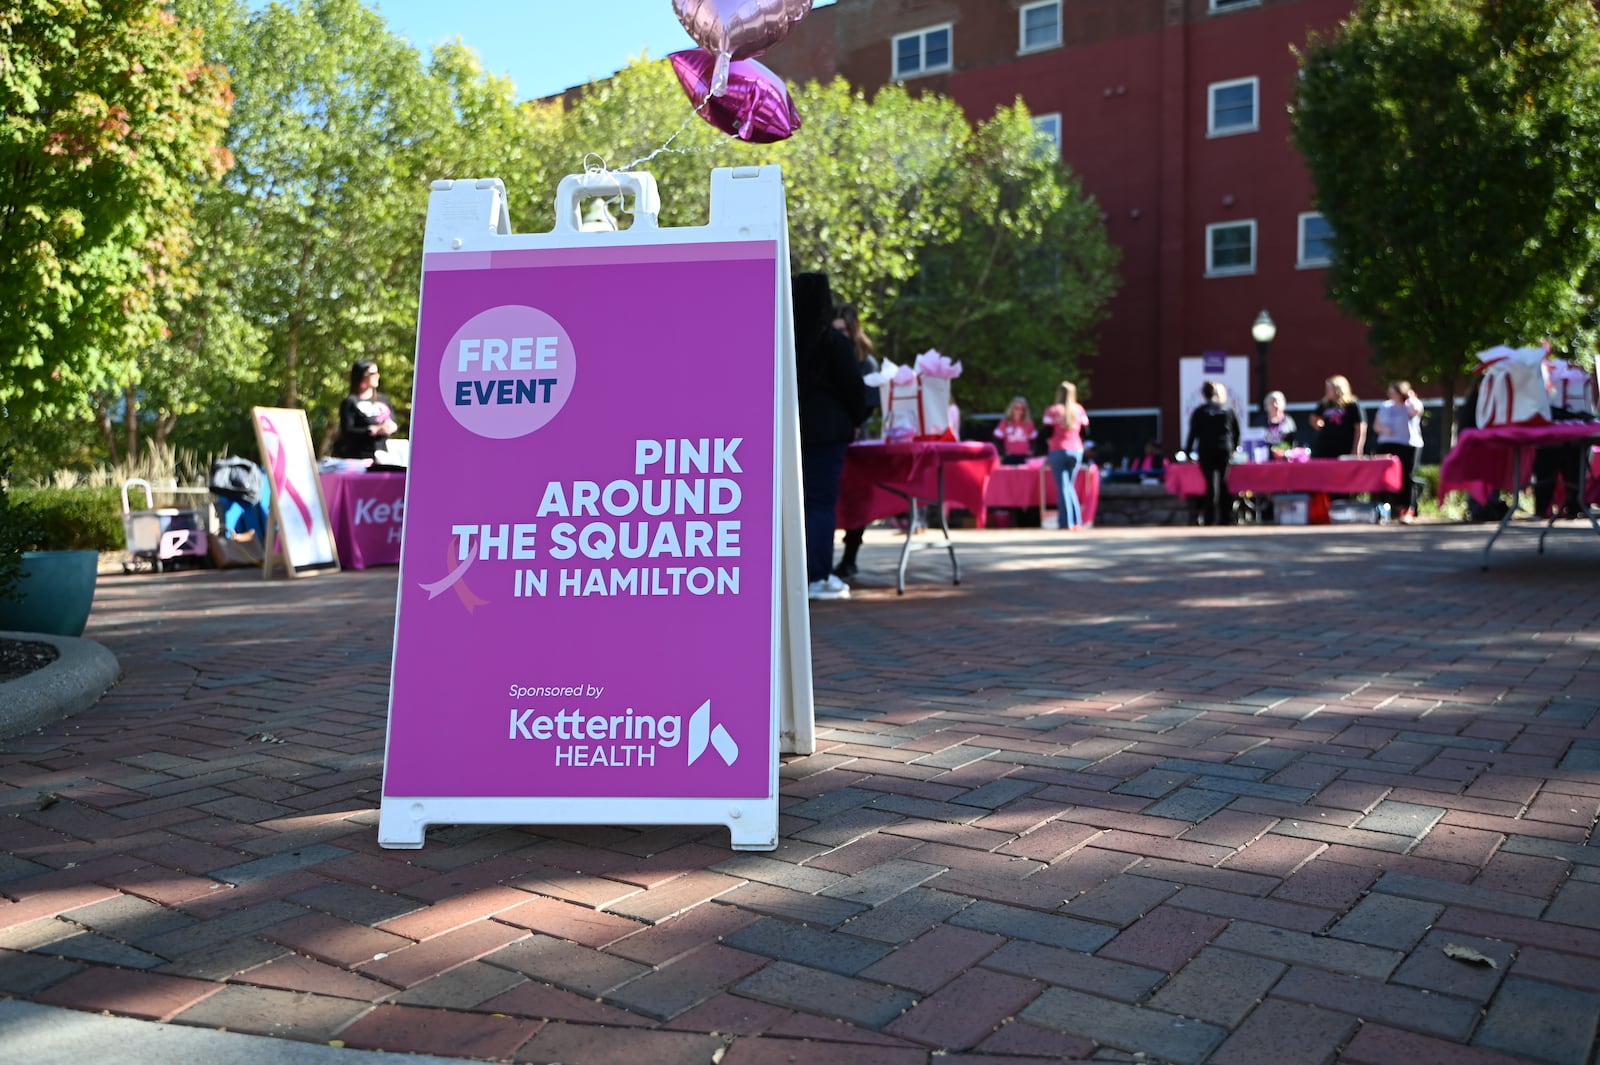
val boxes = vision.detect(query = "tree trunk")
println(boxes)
[154,413,177,450]
[94,406,122,465]
[123,384,140,462]
[1437,365,1460,455]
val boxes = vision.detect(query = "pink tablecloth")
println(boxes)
[838,441,998,529]
[1438,423,1600,504]
[321,471,405,569]
[1165,457,1401,497]
[980,459,1101,526]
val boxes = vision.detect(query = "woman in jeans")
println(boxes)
[1373,380,1423,522]
[1042,381,1089,530]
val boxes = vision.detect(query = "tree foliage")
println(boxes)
[887,103,1120,410]
[6,13,1119,472]
[0,0,232,431]
[1293,0,1600,443]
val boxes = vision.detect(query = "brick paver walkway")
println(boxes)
[2,522,1598,1064]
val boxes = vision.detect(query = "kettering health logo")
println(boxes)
[686,701,738,767]
[509,699,738,769]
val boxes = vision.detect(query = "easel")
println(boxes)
[250,406,340,579]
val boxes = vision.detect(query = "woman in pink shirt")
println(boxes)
[993,396,1038,465]
[1042,380,1089,530]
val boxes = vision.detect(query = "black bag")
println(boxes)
[209,457,263,506]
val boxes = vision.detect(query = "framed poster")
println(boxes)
[378,168,801,851]
[251,406,339,578]
[1178,354,1251,446]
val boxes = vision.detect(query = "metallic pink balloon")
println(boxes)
[670,49,801,144]
[673,0,813,95]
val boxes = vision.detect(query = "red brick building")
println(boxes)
[766,0,1368,451]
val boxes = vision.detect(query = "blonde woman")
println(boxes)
[1042,381,1089,530]
[1308,374,1366,458]
[993,396,1038,465]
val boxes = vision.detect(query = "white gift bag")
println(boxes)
[865,351,962,441]
[1548,358,1598,416]
[1474,345,1552,427]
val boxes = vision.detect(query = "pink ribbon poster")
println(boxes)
[251,406,339,578]
[380,169,791,850]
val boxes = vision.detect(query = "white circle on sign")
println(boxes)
[440,306,575,439]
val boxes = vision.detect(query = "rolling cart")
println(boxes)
[121,478,209,573]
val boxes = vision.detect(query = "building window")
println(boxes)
[1032,113,1061,158]
[893,24,952,80]
[1208,77,1259,137]
[1206,220,1257,276]
[1299,212,1334,267]
[1020,2,1061,53]
[1209,0,1261,11]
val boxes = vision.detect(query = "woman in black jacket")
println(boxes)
[1185,380,1241,526]
[793,273,868,600]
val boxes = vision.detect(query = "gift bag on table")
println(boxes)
[865,350,963,442]
[1548,358,1598,417]
[1474,345,1552,427]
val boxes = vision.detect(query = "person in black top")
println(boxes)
[1308,374,1366,458]
[1185,380,1241,526]
[794,273,869,600]
[333,359,399,461]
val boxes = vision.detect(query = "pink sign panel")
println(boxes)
[383,241,780,801]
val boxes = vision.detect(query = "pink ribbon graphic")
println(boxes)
[420,536,489,613]
[257,414,314,531]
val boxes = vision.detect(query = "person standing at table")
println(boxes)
[1262,391,1297,451]
[833,303,879,581]
[794,273,868,600]
[1042,380,1089,530]
[993,396,1038,465]
[333,359,399,461]
[1308,374,1366,458]
[1373,380,1424,522]
[1185,380,1241,526]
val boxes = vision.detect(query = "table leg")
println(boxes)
[936,464,959,586]
[1481,444,1521,571]
[880,471,962,596]
[894,492,916,596]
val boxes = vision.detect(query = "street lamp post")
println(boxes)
[1251,309,1277,418]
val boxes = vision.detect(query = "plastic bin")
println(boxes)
[1274,493,1309,526]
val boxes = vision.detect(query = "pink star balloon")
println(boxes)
[672,0,813,96]
[671,49,802,144]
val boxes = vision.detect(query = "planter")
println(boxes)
[0,550,100,637]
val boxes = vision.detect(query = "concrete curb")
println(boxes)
[0,630,120,741]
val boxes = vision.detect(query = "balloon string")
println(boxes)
[617,98,733,172]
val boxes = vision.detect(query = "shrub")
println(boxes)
[10,486,125,552]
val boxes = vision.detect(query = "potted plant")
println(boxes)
[0,453,119,637]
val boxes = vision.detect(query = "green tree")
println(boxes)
[204,0,447,447]
[0,0,232,436]
[1293,0,1600,445]
[763,80,970,343]
[888,103,1120,411]
[528,67,1118,414]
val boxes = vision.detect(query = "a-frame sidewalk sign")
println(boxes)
[378,167,813,851]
